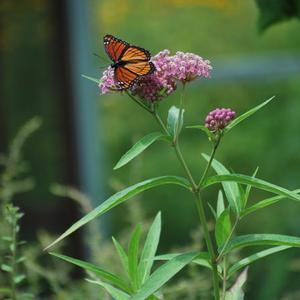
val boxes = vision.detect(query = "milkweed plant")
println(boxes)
[45,45,300,300]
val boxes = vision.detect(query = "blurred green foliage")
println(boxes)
[255,0,300,32]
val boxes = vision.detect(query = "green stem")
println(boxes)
[153,109,169,135]
[154,109,220,299]
[222,256,227,300]
[127,92,220,299]
[125,91,153,113]
[198,134,221,188]
[194,192,220,300]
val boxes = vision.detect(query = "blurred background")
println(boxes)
[1,0,300,299]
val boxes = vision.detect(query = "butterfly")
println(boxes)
[103,34,156,90]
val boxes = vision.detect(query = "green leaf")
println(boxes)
[186,125,214,140]
[114,132,167,170]
[225,267,248,300]
[112,237,129,276]
[82,74,100,84]
[220,234,300,255]
[138,212,161,285]
[86,279,130,300]
[1,264,12,273]
[167,106,184,137]
[241,189,300,218]
[224,96,275,133]
[154,251,212,270]
[202,154,241,213]
[14,275,25,284]
[202,173,300,203]
[242,167,259,209]
[128,224,142,290]
[217,190,225,218]
[215,209,232,248]
[45,176,190,250]
[131,252,198,300]
[49,252,131,293]
[228,246,291,278]
[255,0,300,32]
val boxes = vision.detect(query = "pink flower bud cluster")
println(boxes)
[205,108,236,132]
[98,49,212,102]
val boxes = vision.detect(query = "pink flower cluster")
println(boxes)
[99,66,115,94]
[205,108,236,132]
[99,49,212,102]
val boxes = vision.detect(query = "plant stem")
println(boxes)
[198,134,221,188]
[153,110,169,135]
[127,93,220,299]
[222,256,227,300]
[154,108,220,299]
[194,192,220,300]
[125,91,153,113]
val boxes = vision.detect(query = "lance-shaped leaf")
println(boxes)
[242,167,259,209]
[45,176,190,250]
[217,190,225,218]
[215,209,232,248]
[112,237,129,276]
[202,174,300,203]
[224,96,275,133]
[202,154,241,213]
[82,74,101,84]
[219,234,300,255]
[86,279,130,300]
[131,252,198,300]
[186,125,214,140]
[138,212,161,285]
[227,245,291,278]
[154,251,211,270]
[241,189,300,218]
[49,252,131,293]
[167,106,184,137]
[128,224,142,291]
[114,132,168,170]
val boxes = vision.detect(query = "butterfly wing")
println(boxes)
[114,66,139,89]
[103,34,129,62]
[121,46,151,62]
[104,35,156,90]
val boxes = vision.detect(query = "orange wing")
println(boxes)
[125,61,155,77]
[121,46,151,62]
[103,34,129,62]
[114,66,140,89]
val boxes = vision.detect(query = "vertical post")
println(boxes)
[66,0,105,227]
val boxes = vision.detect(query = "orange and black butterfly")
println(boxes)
[103,34,155,90]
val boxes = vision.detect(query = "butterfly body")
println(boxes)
[103,34,155,90]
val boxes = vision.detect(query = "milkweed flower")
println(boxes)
[99,66,115,94]
[205,108,236,132]
[99,49,212,97]
[169,51,212,82]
